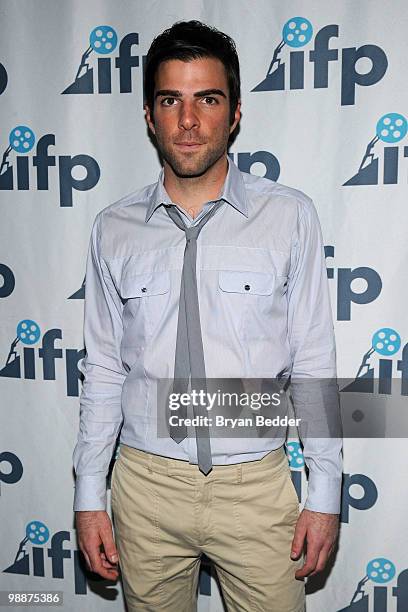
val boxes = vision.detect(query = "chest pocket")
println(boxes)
[119,270,171,343]
[218,270,282,341]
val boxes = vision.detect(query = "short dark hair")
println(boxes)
[144,20,241,125]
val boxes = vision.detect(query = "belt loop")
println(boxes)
[237,463,242,484]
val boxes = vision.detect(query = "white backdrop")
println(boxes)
[1,1,407,610]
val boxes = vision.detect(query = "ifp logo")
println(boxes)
[343,328,408,396]
[286,441,378,525]
[286,440,307,509]
[0,452,23,493]
[228,150,280,181]
[337,558,408,611]
[0,319,84,397]
[344,112,408,186]
[0,263,15,298]
[252,16,388,106]
[0,62,7,95]
[0,125,100,206]
[325,246,382,321]
[68,278,85,300]
[62,25,141,95]
[3,521,90,595]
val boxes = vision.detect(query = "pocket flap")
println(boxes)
[218,270,274,295]
[120,270,170,298]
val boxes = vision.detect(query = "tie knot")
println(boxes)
[165,200,224,242]
[185,226,200,242]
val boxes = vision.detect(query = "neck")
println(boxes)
[163,155,228,218]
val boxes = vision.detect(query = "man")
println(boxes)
[73,20,342,612]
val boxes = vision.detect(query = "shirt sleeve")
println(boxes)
[72,212,126,511]
[286,196,343,514]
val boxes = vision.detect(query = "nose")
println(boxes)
[178,100,200,131]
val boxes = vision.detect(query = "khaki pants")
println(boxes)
[111,444,305,612]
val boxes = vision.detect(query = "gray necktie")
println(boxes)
[165,200,224,475]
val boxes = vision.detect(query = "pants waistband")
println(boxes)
[118,444,288,480]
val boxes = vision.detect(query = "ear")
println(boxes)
[229,100,241,135]
[144,103,156,135]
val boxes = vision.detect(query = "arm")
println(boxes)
[286,196,343,576]
[72,212,126,579]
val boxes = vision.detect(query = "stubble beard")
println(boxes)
[154,126,230,179]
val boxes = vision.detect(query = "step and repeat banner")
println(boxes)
[1,1,407,610]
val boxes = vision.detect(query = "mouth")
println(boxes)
[174,142,203,150]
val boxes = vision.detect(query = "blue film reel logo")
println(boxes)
[9,126,36,153]
[285,441,304,468]
[282,17,313,48]
[16,319,41,345]
[89,26,118,54]
[26,520,50,545]
[376,113,407,143]
[366,557,396,584]
[371,327,401,356]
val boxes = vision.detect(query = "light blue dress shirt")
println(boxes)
[72,156,343,513]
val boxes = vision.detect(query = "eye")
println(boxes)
[161,97,178,106]
[202,96,218,105]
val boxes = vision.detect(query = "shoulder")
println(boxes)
[95,181,156,227]
[241,170,316,220]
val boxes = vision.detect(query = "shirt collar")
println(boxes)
[144,155,249,223]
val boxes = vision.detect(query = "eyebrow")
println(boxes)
[155,88,227,99]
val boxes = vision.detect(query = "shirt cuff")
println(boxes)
[303,473,342,514]
[73,474,107,511]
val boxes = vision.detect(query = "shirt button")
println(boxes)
[244,284,250,291]
[141,287,147,293]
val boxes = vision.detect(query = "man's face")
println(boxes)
[145,57,240,178]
